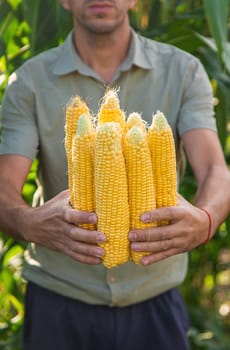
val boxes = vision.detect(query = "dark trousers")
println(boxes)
[23,282,190,350]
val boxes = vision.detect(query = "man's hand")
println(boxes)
[21,190,106,265]
[128,194,210,266]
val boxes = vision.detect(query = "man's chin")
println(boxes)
[84,21,119,34]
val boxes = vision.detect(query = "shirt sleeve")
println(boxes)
[177,57,217,136]
[0,66,39,160]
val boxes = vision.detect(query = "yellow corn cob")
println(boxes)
[148,111,178,225]
[95,122,129,268]
[124,126,157,264]
[126,112,147,133]
[97,89,126,133]
[72,114,96,230]
[65,95,91,205]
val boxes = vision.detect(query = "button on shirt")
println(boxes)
[0,29,216,306]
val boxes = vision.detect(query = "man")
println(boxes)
[0,0,230,349]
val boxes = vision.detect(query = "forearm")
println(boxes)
[194,164,230,234]
[0,179,32,241]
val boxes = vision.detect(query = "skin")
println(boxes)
[1,0,230,266]
[60,0,137,84]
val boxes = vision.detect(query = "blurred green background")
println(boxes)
[0,0,230,349]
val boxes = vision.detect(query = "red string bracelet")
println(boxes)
[200,208,212,244]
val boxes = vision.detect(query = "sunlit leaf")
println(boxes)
[0,73,6,87]
[0,11,15,38]
[0,269,14,294]
[2,17,20,46]
[2,245,24,270]
[222,43,230,74]
[203,0,229,49]
[8,294,24,319]
[7,0,22,10]
[195,33,217,52]
[203,0,230,72]
[22,0,71,55]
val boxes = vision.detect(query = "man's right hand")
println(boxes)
[0,155,105,265]
[21,190,106,265]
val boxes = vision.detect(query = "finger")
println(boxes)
[55,189,70,204]
[177,193,188,205]
[61,237,105,259]
[129,227,162,242]
[140,205,182,224]
[69,240,105,258]
[48,230,105,263]
[131,235,188,253]
[68,251,102,265]
[130,238,174,253]
[68,226,106,244]
[129,227,170,242]
[137,236,189,265]
[65,209,97,226]
[141,247,180,265]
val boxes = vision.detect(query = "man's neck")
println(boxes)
[72,22,132,85]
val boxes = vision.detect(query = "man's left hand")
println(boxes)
[129,194,210,265]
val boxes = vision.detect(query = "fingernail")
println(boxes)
[129,231,137,241]
[131,243,140,251]
[97,233,106,242]
[142,257,149,266]
[89,214,97,223]
[141,213,150,223]
[95,247,104,257]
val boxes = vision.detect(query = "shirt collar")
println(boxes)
[120,29,154,71]
[52,29,154,77]
[52,31,96,77]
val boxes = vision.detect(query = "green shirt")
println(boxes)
[0,30,216,306]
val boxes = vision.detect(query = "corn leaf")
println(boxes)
[203,0,230,72]
[22,0,71,55]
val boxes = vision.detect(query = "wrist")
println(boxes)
[13,205,35,242]
[199,207,213,244]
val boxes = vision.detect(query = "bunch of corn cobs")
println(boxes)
[65,89,177,268]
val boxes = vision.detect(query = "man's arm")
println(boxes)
[182,128,230,232]
[129,128,230,265]
[0,154,105,264]
[0,154,32,239]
